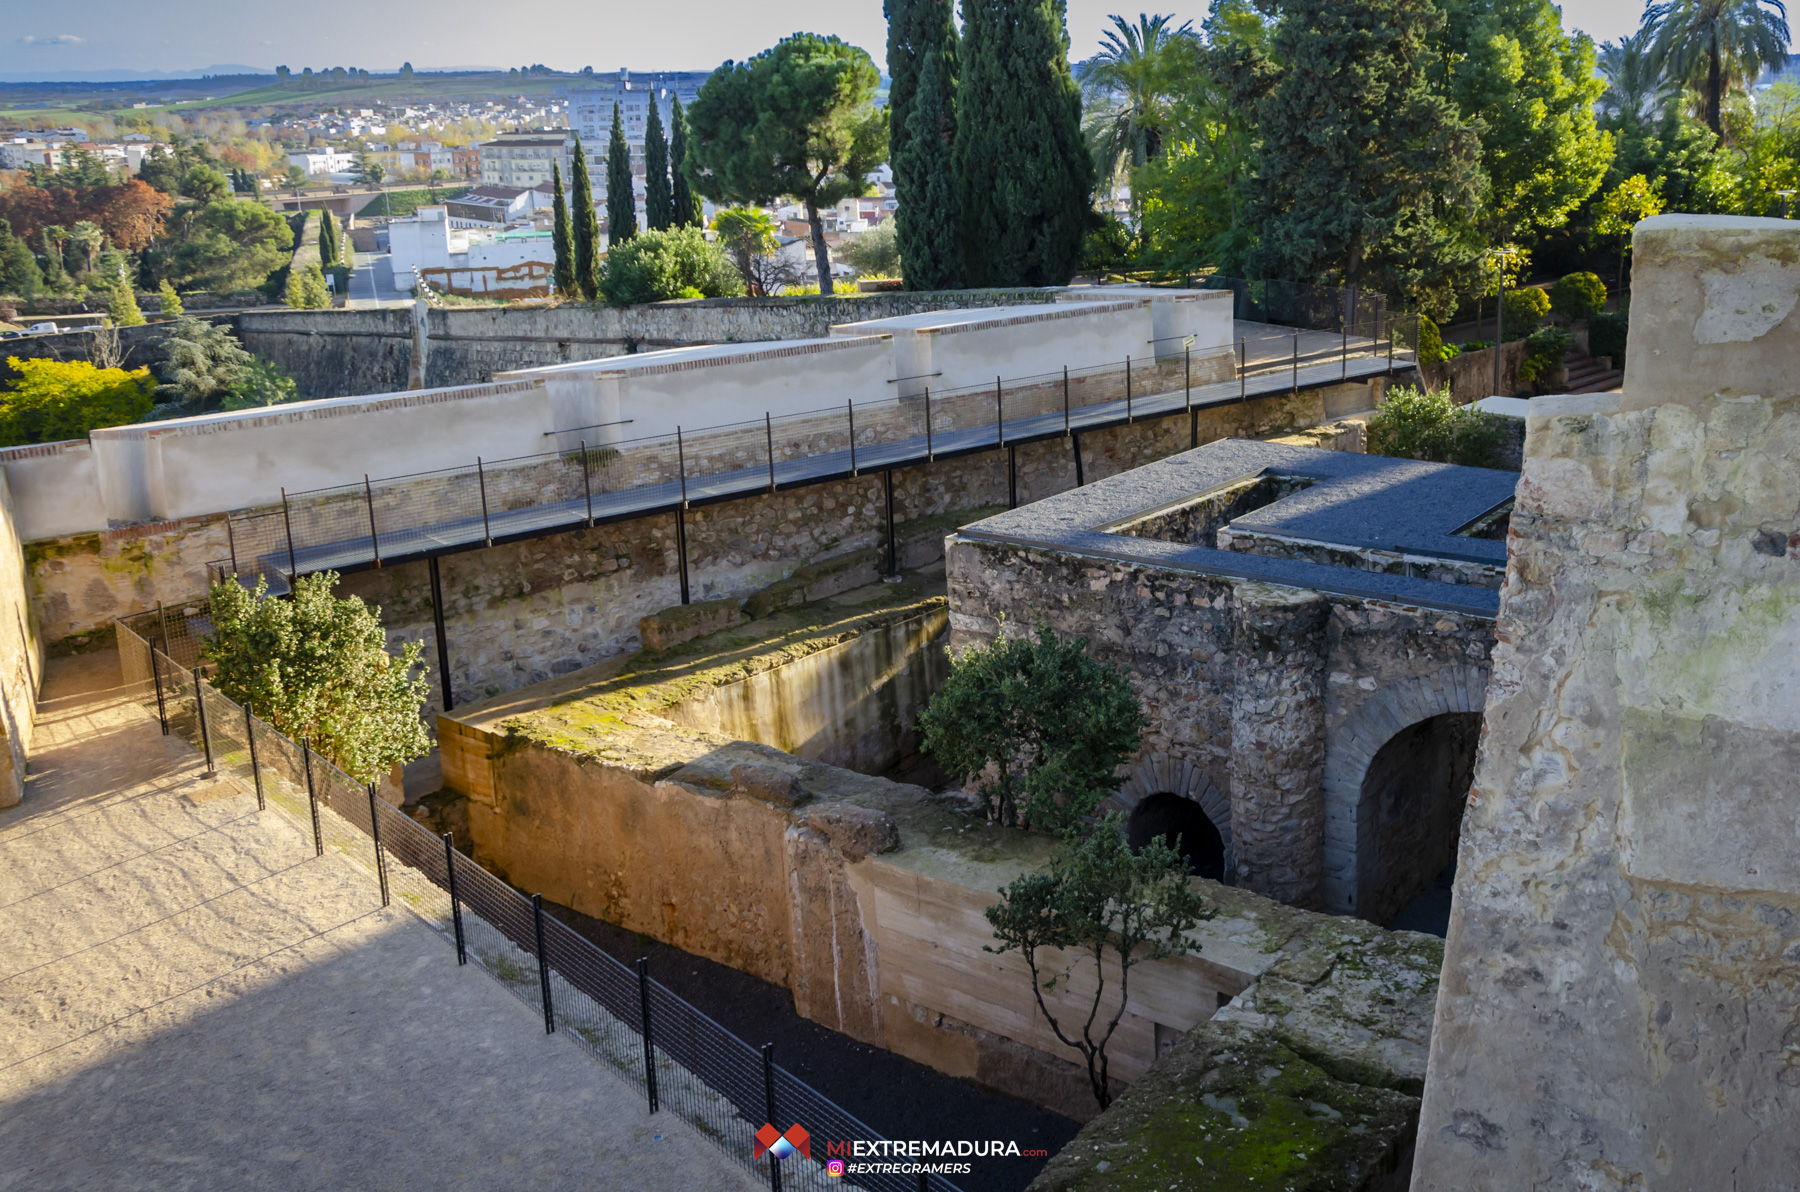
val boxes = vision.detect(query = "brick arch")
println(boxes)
[1101,752,1234,875]
[1320,664,1490,916]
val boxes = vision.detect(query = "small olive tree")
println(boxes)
[986,815,1214,1109]
[919,621,1145,831]
[203,571,431,785]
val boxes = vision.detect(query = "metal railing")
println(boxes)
[206,310,1419,595]
[116,613,960,1192]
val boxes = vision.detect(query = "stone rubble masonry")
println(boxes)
[1412,215,1800,1189]
[0,474,40,807]
[1228,583,1330,907]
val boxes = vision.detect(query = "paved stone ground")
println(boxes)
[0,653,763,1192]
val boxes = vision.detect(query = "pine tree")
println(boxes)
[644,99,674,231]
[157,279,183,317]
[954,0,1093,287]
[550,160,575,296]
[108,279,146,327]
[0,219,43,301]
[570,135,601,300]
[669,95,703,228]
[607,103,638,246]
[1242,0,1484,317]
[899,49,963,290]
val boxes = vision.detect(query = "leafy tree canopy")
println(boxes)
[600,225,744,305]
[0,357,156,446]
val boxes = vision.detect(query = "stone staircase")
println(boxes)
[1561,346,1623,393]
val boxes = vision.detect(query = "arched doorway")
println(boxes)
[1360,712,1482,930]
[1128,793,1228,881]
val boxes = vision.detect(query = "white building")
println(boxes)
[477,129,575,189]
[386,205,557,298]
[288,149,356,176]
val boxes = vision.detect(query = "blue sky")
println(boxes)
[1,1,1670,81]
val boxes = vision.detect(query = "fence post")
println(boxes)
[1126,354,1132,422]
[994,376,1003,448]
[847,400,857,476]
[676,427,688,505]
[443,832,467,965]
[884,470,898,579]
[1239,338,1247,402]
[923,387,934,460]
[1388,315,1395,366]
[158,601,171,655]
[364,474,381,567]
[225,515,238,578]
[149,637,169,736]
[532,893,555,1034]
[281,488,299,583]
[476,457,492,546]
[302,740,323,857]
[762,1042,783,1192]
[1007,445,1018,509]
[1072,433,1084,487]
[581,439,594,525]
[245,701,264,810]
[367,784,390,907]
[1342,319,1349,380]
[428,555,454,713]
[194,675,215,776]
[764,415,776,492]
[1291,329,1299,396]
[1063,366,1070,436]
[1184,344,1191,420]
[637,957,660,1113]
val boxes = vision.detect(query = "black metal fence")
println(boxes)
[116,614,960,1192]
[204,304,1418,596]
[1197,275,1390,333]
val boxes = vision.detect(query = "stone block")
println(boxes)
[742,548,881,619]
[803,802,901,862]
[638,597,743,653]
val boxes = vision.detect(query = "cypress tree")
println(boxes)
[606,103,637,246]
[644,99,674,231]
[954,0,1093,287]
[317,209,337,267]
[550,160,575,296]
[669,95,703,228]
[898,49,963,290]
[885,0,957,224]
[570,135,601,300]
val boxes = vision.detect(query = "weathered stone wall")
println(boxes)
[945,536,1494,920]
[0,474,42,808]
[1420,338,1528,404]
[237,290,1064,397]
[26,516,230,649]
[1218,527,1508,589]
[1412,215,1800,1189]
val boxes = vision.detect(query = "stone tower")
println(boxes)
[1413,215,1800,1186]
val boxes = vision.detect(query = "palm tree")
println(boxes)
[1643,0,1791,138]
[1598,30,1680,130]
[1080,13,1199,194]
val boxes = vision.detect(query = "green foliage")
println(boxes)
[710,205,782,294]
[1589,308,1629,366]
[1081,13,1198,188]
[202,572,431,785]
[606,103,637,246]
[570,135,601,300]
[919,620,1147,831]
[166,198,295,292]
[108,279,147,327]
[687,33,888,294]
[1643,0,1791,136]
[0,357,156,446]
[358,187,470,218]
[1502,286,1551,334]
[317,208,339,267]
[550,161,574,297]
[985,814,1214,1109]
[218,356,301,410]
[644,99,674,232]
[283,263,332,309]
[1367,384,1508,468]
[838,221,900,276]
[1550,271,1608,320]
[156,317,253,410]
[1417,313,1446,364]
[1594,173,1665,237]
[1241,0,1485,319]
[1516,324,1574,390]
[955,0,1093,287]
[892,21,963,290]
[599,226,743,306]
[180,165,230,204]
[1080,213,1138,279]
[157,279,183,316]
[669,96,704,229]
[886,0,958,207]
[0,219,43,300]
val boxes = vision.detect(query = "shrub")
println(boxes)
[108,280,146,327]
[157,317,252,411]
[1367,384,1508,469]
[1080,213,1137,279]
[0,356,156,446]
[1417,313,1443,363]
[1549,271,1607,322]
[1516,325,1574,392]
[919,620,1146,831]
[837,221,900,277]
[1501,287,1550,335]
[219,356,301,410]
[1589,309,1628,367]
[203,571,431,785]
[157,279,183,316]
[282,262,331,309]
[600,226,743,306]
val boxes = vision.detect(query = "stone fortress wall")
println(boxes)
[1411,217,1800,1188]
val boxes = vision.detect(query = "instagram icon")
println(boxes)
[826,1159,846,1177]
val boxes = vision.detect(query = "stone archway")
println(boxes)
[1101,752,1234,880]
[1320,665,1489,917]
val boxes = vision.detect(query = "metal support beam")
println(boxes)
[1072,433,1085,487]
[884,469,898,579]
[674,507,691,605]
[1008,445,1018,509]
[428,555,454,712]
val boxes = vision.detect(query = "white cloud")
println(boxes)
[18,34,84,46]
